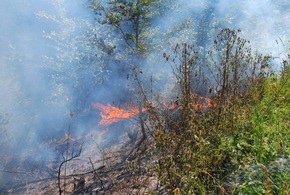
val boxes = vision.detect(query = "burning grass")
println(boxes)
[93,96,216,128]
[93,103,145,126]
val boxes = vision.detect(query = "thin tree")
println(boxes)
[88,0,172,147]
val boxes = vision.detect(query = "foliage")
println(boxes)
[229,63,290,194]
[134,29,290,194]
[88,0,171,54]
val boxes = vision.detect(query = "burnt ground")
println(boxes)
[0,130,162,195]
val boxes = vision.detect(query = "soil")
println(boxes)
[0,132,162,195]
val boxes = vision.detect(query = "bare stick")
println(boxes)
[89,157,104,190]
[58,144,83,195]
[63,110,74,194]
[0,169,30,174]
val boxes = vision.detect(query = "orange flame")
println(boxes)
[99,128,109,136]
[191,95,217,109]
[93,103,145,126]
[84,128,109,138]
[61,128,109,143]
[84,130,98,138]
[61,133,76,142]
[161,96,216,110]
[161,98,176,110]
[93,96,216,127]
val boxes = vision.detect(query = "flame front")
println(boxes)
[192,96,217,109]
[93,103,144,126]
[94,96,216,127]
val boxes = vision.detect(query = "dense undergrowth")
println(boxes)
[134,29,290,194]
[220,69,290,194]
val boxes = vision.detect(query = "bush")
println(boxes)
[134,29,290,194]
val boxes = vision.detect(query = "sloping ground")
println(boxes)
[0,132,160,195]
[2,69,289,194]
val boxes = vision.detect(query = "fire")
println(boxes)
[99,128,109,136]
[60,96,217,141]
[161,96,216,110]
[161,98,176,110]
[84,128,109,138]
[59,96,216,142]
[93,103,145,126]
[93,95,216,127]
[192,95,217,109]
[84,130,98,138]
[61,128,109,143]
[61,133,76,142]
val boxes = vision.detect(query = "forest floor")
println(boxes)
[1,131,159,195]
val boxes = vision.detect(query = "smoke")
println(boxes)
[216,0,290,56]
[0,0,54,149]
[145,0,290,96]
[0,0,289,190]
[0,0,98,188]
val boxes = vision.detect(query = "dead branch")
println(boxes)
[58,144,83,195]
[89,157,104,190]
[0,169,31,174]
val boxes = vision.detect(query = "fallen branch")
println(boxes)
[89,157,104,190]
[0,169,31,174]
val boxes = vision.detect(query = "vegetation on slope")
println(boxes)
[132,29,290,194]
